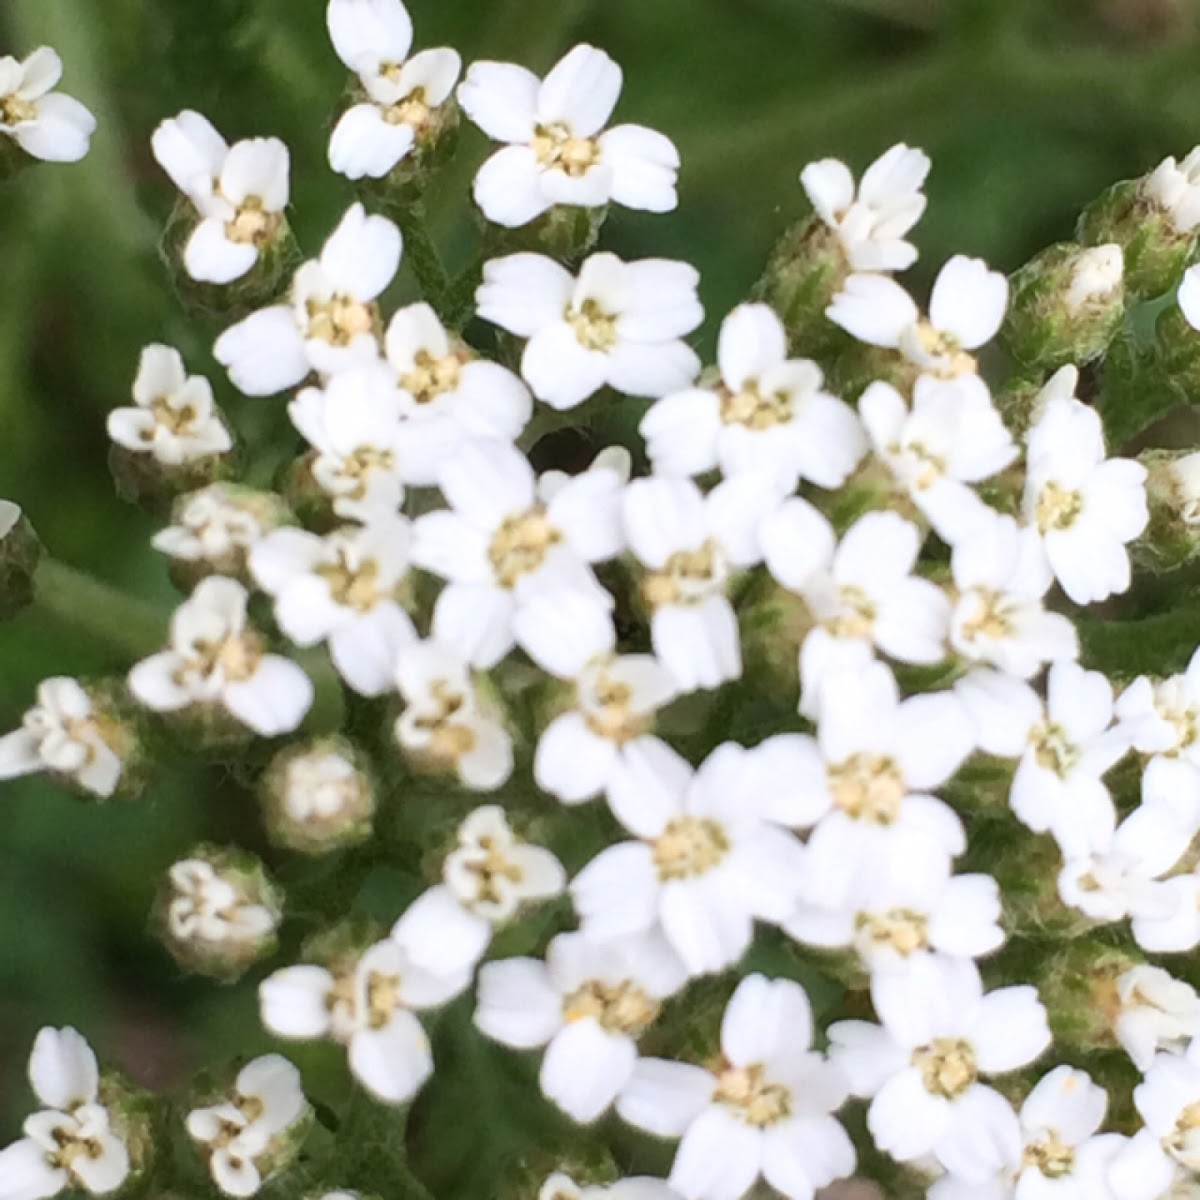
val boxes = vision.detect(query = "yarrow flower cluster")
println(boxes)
[14,2,1200,1199]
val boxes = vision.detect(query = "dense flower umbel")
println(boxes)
[15,10,1200,1200]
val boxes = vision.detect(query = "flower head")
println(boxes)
[0,48,95,163]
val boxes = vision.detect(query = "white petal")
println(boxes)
[220,136,289,209]
[929,256,1008,350]
[474,957,562,1048]
[570,842,659,939]
[659,876,754,975]
[717,303,787,390]
[760,498,836,593]
[670,1107,762,1200]
[522,323,610,409]
[826,273,917,348]
[537,45,622,136]
[349,1013,432,1104]
[599,124,679,213]
[327,0,413,72]
[721,975,813,1065]
[0,1137,65,1200]
[29,1027,98,1109]
[329,605,416,696]
[16,94,95,163]
[457,60,539,142]
[535,713,620,804]
[259,966,334,1038]
[0,729,42,780]
[431,584,515,669]
[800,157,855,223]
[606,340,701,399]
[652,599,742,693]
[540,1019,635,1122]
[513,588,614,677]
[617,1058,714,1136]
[329,103,414,180]
[762,1116,856,1197]
[473,145,553,229]
[477,253,575,337]
[869,1068,951,1161]
[970,987,1051,1074]
[214,306,308,397]
[151,109,227,195]
[392,886,490,975]
[184,219,258,284]
[320,202,402,300]
[223,656,313,735]
[640,388,722,477]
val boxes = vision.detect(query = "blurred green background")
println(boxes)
[2,0,1200,1144]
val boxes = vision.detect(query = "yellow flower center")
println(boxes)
[49,1126,106,1172]
[188,630,265,684]
[410,681,479,765]
[306,294,379,347]
[581,665,649,744]
[913,321,977,379]
[225,196,282,247]
[825,585,877,639]
[1031,721,1079,776]
[912,1037,978,1098]
[339,446,396,499]
[384,85,433,129]
[641,540,725,609]
[402,348,466,404]
[149,394,197,437]
[567,298,618,352]
[461,838,524,907]
[957,587,1014,644]
[652,817,730,880]
[1035,481,1083,533]
[893,438,947,491]
[1023,1131,1076,1179]
[488,507,561,588]
[714,1063,792,1127]
[828,753,905,824]
[315,553,382,613]
[562,979,660,1035]
[532,122,600,177]
[719,382,792,430]
[1,94,36,124]
[855,908,929,956]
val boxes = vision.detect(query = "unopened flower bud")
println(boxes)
[96,1072,159,1196]
[155,845,282,981]
[0,499,41,619]
[261,737,376,855]
[485,202,608,264]
[1133,449,1200,571]
[152,483,293,591]
[755,217,849,356]
[1003,242,1125,370]
[1078,167,1198,297]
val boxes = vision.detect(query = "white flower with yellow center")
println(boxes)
[259,938,468,1105]
[858,374,1017,544]
[0,48,95,163]
[151,110,289,284]
[326,0,461,180]
[827,255,1008,382]
[107,344,233,467]
[185,1055,308,1198]
[0,677,125,798]
[512,587,678,805]
[412,439,623,668]
[215,203,401,396]
[760,504,949,716]
[249,520,415,697]
[771,661,973,911]
[151,485,275,572]
[476,251,702,410]
[949,512,1079,679]
[393,638,513,790]
[475,929,687,1124]
[785,836,1003,976]
[384,302,532,484]
[166,859,279,949]
[570,739,806,976]
[800,142,930,272]
[392,805,565,976]
[929,1066,1124,1200]
[1111,966,1200,1073]
[618,975,854,1200]
[967,662,1128,857]
[1144,147,1200,234]
[829,957,1049,1182]
[623,474,783,692]
[0,1027,130,1200]
[640,303,866,487]
[128,576,313,736]
[1022,381,1148,605]
[459,43,679,228]
[288,365,408,523]
[1109,1047,1200,1200]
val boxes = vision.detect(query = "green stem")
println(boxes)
[34,558,167,659]
[396,202,453,318]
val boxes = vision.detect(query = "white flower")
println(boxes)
[392,805,565,975]
[1109,1048,1200,1200]
[249,520,415,697]
[982,662,1127,857]
[260,938,468,1104]
[151,110,289,284]
[393,638,513,789]
[474,929,687,1123]
[785,840,1003,976]
[279,747,367,825]
[166,858,279,948]
[0,48,95,163]
[618,975,854,1200]
[0,677,124,797]
[327,0,460,180]
[1057,801,1188,927]
[129,576,313,736]
[858,375,1017,543]
[570,739,807,975]
[107,345,232,467]
[1111,966,1200,1072]
[476,251,702,409]
[1066,243,1124,314]
[0,1027,130,1200]
[383,302,532,484]
[1144,148,1200,233]
[151,485,276,570]
[412,439,623,668]
[759,504,949,716]
[459,43,678,227]
[828,957,1049,1181]
[929,1065,1124,1200]
[623,474,782,692]
[288,365,408,522]
[640,303,866,487]
[215,203,401,396]
[827,255,1008,380]
[1023,384,1148,605]
[949,512,1079,678]
[800,142,930,271]
[185,1055,308,1197]
[512,587,678,805]
[770,661,973,911]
